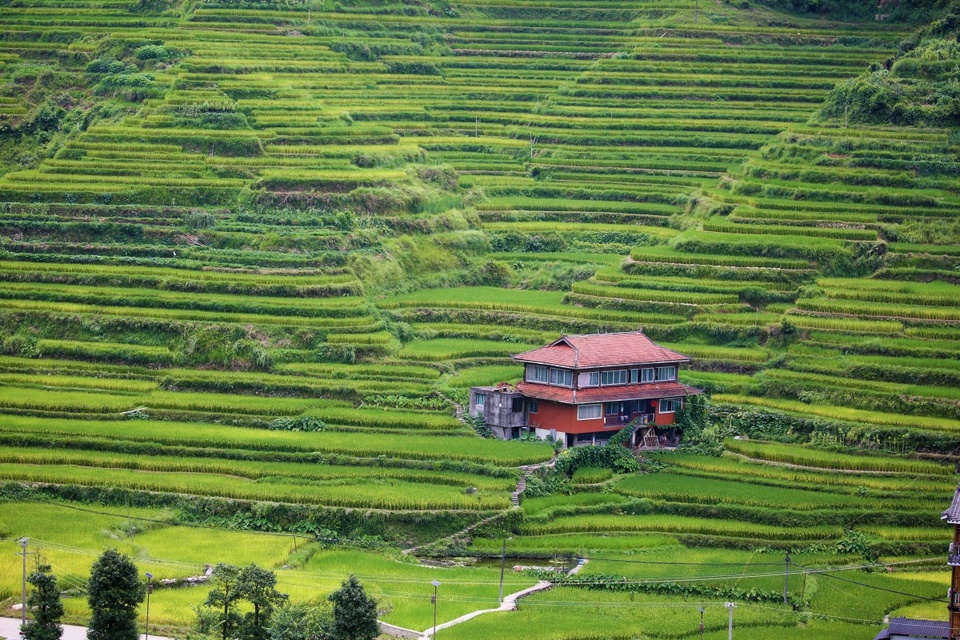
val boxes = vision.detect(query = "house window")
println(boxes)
[511,397,524,412]
[588,372,600,386]
[605,402,620,416]
[641,368,654,383]
[630,369,639,383]
[527,365,549,383]
[600,369,628,386]
[656,366,676,382]
[549,368,573,387]
[528,399,538,414]
[659,397,681,413]
[475,393,486,408]
[577,404,602,420]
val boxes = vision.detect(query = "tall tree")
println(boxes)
[22,564,63,640]
[327,576,378,640]
[203,564,243,640]
[87,550,145,640]
[236,564,287,640]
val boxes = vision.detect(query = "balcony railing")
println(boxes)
[604,413,655,427]
[949,543,960,567]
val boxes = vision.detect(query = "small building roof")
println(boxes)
[941,484,960,524]
[517,381,701,405]
[873,617,950,640]
[512,331,690,369]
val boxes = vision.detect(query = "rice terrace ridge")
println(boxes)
[0,0,959,638]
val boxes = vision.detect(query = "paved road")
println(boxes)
[0,617,172,640]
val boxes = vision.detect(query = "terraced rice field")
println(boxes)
[0,0,957,637]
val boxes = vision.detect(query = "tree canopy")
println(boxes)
[87,550,145,640]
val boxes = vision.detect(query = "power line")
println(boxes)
[796,562,948,603]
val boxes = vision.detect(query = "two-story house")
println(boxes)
[469,331,701,448]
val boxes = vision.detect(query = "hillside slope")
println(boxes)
[0,1,958,638]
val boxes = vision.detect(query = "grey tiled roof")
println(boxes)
[942,484,960,524]
[874,617,951,640]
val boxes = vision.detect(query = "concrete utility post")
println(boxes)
[698,606,705,640]
[498,539,506,604]
[431,580,441,638]
[18,537,29,629]
[783,552,791,605]
[724,602,735,640]
[145,572,153,640]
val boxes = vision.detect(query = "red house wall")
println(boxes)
[529,398,678,433]
[655,405,676,426]
[528,401,604,435]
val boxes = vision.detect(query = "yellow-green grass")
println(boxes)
[297,549,536,630]
[521,514,842,540]
[439,589,796,640]
[0,446,515,492]
[0,386,461,430]
[469,533,680,555]
[722,440,950,475]
[0,373,158,393]
[713,394,960,434]
[0,502,296,626]
[377,286,660,322]
[447,364,524,388]
[398,338,538,361]
[665,453,953,494]
[0,463,509,510]
[613,472,916,510]
[0,415,554,465]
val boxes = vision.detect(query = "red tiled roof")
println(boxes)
[517,381,700,405]
[512,331,689,369]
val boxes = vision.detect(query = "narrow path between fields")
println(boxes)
[378,560,588,639]
[403,400,556,555]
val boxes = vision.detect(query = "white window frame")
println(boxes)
[600,369,628,386]
[475,393,486,408]
[577,404,602,420]
[659,397,681,414]
[527,365,549,383]
[550,368,572,387]
[588,372,600,386]
[641,368,655,383]
[656,366,676,382]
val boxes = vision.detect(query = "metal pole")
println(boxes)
[145,573,153,640]
[698,606,704,640]
[783,553,790,605]
[725,602,735,640]
[498,539,506,605]
[19,538,29,629]
[431,580,441,638]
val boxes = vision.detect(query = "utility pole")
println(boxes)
[698,606,705,640]
[498,539,506,605]
[783,552,791,605]
[144,573,153,640]
[431,580,441,638]
[18,538,29,629]
[724,602,735,640]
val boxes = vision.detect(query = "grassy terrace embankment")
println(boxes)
[0,0,957,637]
